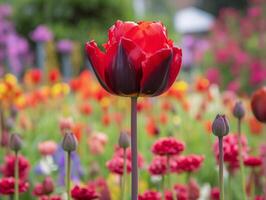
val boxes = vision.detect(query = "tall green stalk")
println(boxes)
[237,119,247,200]
[121,149,127,200]
[218,137,224,200]
[66,151,71,200]
[14,152,19,200]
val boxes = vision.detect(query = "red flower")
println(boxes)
[210,187,220,200]
[244,156,262,167]
[148,156,167,175]
[1,154,30,180]
[251,87,266,123]
[71,185,99,200]
[152,137,185,156]
[138,190,162,200]
[172,155,204,173]
[0,177,29,195]
[106,156,131,175]
[48,69,60,83]
[85,20,182,97]
[28,69,42,85]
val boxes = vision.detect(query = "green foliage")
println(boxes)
[9,0,134,43]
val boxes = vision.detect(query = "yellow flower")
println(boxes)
[173,80,188,93]
[5,73,17,86]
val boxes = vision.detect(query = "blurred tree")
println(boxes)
[198,0,248,15]
[8,0,134,43]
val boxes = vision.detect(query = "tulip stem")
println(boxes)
[14,152,19,200]
[218,136,224,200]
[121,149,127,200]
[66,151,71,200]
[237,119,247,200]
[131,97,138,200]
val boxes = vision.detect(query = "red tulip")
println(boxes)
[251,87,266,123]
[85,20,182,97]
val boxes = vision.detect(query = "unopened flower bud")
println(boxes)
[9,133,22,152]
[233,101,245,120]
[212,114,229,137]
[62,132,77,152]
[118,131,130,149]
[42,177,54,195]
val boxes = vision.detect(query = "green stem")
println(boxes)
[228,173,232,200]
[218,137,224,200]
[250,169,255,200]
[14,152,19,200]
[238,119,247,200]
[121,149,127,200]
[66,151,71,200]
[162,175,165,200]
[166,155,171,189]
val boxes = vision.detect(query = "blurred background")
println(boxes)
[0,0,265,94]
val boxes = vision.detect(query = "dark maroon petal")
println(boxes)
[85,41,113,93]
[140,48,173,96]
[104,38,143,96]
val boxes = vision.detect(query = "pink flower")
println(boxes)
[152,137,185,156]
[87,132,108,155]
[0,177,29,195]
[1,154,30,180]
[106,156,131,175]
[165,184,188,200]
[38,141,57,156]
[71,185,99,200]
[213,134,248,172]
[138,190,162,200]
[171,155,204,173]
[148,156,167,175]
[114,147,144,168]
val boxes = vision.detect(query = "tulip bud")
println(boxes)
[212,114,229,137]
[118,131,130,149]
[42,177,54,195]
[233,101,245,120]
[9,133,22,152]
[62,132,77,152]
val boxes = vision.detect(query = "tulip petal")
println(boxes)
[140,48,173,96]
[85,41,112,93]
[165,47,182,90]
[104,38,144,96]
[104,20,138,50]
[125,22,172,54]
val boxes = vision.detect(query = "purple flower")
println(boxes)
[0,4,12,19]
[54,145,83,186]
[30,25,53,42]
[57,39,73,54]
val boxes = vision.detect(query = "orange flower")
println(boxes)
[248,117,263,135]
[195,77,209,92]
[80,102,93,116]
[204,120,212,134]
[72,123,84,141]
